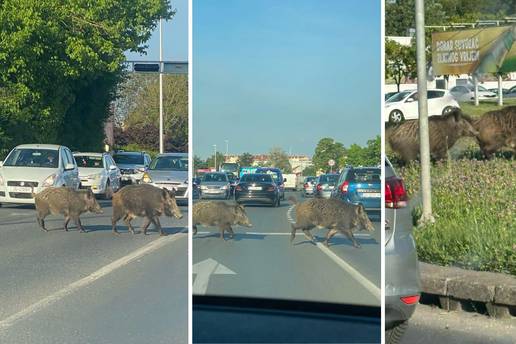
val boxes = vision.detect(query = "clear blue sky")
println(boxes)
[193,0,381,158]
[125,0,188,61]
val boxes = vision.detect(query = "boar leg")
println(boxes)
[74,217,87,233]
[218,224,231,240]
[37,209,49,232]
[63,216,71,231]
[324,228,339,247]
[290,224,297,243]
[341,228,360,248]
[140,217,151,235]
[192,225,198,235]
[123,214,136,234]
[302,228,315,243]
[151,216,166,236]
[226,225,235,239]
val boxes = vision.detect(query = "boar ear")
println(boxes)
[161,188,169,199]
[169,188,176,197]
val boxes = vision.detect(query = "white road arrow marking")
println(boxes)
[192,258,236,295]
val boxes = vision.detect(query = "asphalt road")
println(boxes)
[0,199,188,344]
[193,191,381,306]
[401,304,516,344]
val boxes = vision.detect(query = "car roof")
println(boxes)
[74,152,105,156]
[15,144,61,150]
[113,151,144,155]
[157,153,188,157]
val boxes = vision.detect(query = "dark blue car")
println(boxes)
[332,166,381,217]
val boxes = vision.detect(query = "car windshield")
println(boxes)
[349,168,381,183]
[3,148,59,168]
[220,163,238,172]
[75,155,103,168]
[240,173,273,183]
[150,156,188,171]
[319,174,339,184]
[386,90,412,103]
[113,154,144,165]
[202,173,228,182]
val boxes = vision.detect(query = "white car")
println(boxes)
[74,152,121,199]
[384,89,459,123]
[449,84,497,102]
[0,144,80,205]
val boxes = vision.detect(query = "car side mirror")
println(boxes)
[109,165,117,171]
[405,98,414,103]
[65,163,75,170]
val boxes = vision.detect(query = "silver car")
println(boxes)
[198,172,230,199]
[142,153,188,205]
[0,144,80,205]
[74,152,121,199]
[112,151,151,185]
[385,158,421,343]
[313,174,339,199]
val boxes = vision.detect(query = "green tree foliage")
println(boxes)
[345,136,381,167]
[237,152,254,166]
[266,147,292,173]
[312,138,347,173]
[385,39,417,92]
[194,155,208,172]
[386,0,446,36]
[206,152,226,170]
[0,0,172,153]
[302,166,317,176]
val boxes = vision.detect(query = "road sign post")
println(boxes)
[328,159,335,174]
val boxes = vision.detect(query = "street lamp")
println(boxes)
[213,144,217,170]
[159,17,164,154]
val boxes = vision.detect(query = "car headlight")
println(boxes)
[42,174,57,187]
[200,185,208,190]
[142,173,152,183]
[221,185,228,190]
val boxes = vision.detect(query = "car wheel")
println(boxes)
[442,106,454,115]
[385,321,408,344]
[389,110,404,123]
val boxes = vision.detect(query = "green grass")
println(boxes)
[459,98,516,118]
[398,159,516,275]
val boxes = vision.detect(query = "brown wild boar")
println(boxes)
[387,108,478,164]
[192,201,252,240]
[473,106,516,158]
[111,184,183,236]
[34,187,103,232]
[289,197,374,248]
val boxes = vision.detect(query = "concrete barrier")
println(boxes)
[419,262,516,319]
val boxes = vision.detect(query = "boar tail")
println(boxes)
[287,196,298,205]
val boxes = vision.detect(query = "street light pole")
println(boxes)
[225,140,229,158]
[159,17,164,154]
[415,0,434,224]
[213,145,217,170]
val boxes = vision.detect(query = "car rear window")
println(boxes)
[202,173,228,182]
[348,169,381,183]
[113,154,144,165]
[319,174,339,184]
[240,174,273,183]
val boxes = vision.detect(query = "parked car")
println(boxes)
[385,89,459,123]
[302,176,316,197]
[141,153,188,205]
[385,91,398,101]
[449,84,497,102]
[0,144,80,205]
[234,173,280,207]
[198,172,231,199]
[332,166,381,217]
[503,85,516,98]
[74,152,121,199]
[385,158,421,343]
[112,151,151,185]
[487,87,509,95]
[314,174,339,199]
[255,167,285,200]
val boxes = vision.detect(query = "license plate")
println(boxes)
[10,187,32,193]
[205,189,220,193]
[249,186,262,191]
[328,186,335,190]
[361,192,380,198]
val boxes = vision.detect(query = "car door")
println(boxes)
[106,155,120,190]
[64,148,79,189]
[427,90,444,116]
[401,92,418,119]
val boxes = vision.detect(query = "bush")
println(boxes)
[400,159,516,275]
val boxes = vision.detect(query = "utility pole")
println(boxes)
[159,17,164,154]
[415,0,434,224]
[225,140,229,158]
[213,144,217,170]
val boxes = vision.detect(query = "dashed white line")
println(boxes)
[0,231,187,331]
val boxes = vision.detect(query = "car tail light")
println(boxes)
[235,185,242,191]
[400,295,420,305]
[385,176,408,208]
[316,184,322,191]
[304,183,308,189]
[339,180,349,194]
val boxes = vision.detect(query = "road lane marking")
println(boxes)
[0,231,187,331]
[192,259,236,295]
[314,241,380,301]
[286,204,296,223]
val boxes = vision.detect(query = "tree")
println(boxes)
[385,39,417,92]
[312,138,346,173]
[206,152,226,170]
[0,0,173,153]
[266,147,292,173]
[194,155,208,172]
[386,0,446,36]
[345,136,381,167]
[237,152,254,166]
[302,166,317,176]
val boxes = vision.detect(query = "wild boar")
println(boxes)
[289,197,374,248]
[192,201,252,240]
[111,184,183,236]
[34,187,103,232]
[387,109,479,164]
[473,106,516,158]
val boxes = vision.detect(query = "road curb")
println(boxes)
[419,262,516,319]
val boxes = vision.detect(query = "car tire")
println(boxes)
[442,106,454,115]
[385,321,408,344]
[389,110,404,123]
